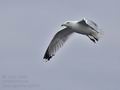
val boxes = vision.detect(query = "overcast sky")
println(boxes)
[0,0,120,90]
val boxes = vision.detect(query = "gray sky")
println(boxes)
[0,0,120,90]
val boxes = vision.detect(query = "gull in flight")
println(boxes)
[43,18,102,61]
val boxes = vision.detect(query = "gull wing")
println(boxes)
[43,28,74,61]
[78,19,99,33]
[85,19,98,30]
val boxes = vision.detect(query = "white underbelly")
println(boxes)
[74,25,93,35]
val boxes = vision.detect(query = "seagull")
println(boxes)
[43,18,102,61]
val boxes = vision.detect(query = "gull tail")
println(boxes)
[97,29,104,38]
[94,29,104,41]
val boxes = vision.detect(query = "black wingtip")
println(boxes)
[43,49,52,61]
[90,38,96,43]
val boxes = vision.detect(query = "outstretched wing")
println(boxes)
[43,28,74,61]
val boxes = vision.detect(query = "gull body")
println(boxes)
[43,18,101,61]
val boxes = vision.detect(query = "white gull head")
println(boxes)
[61,21,78,28]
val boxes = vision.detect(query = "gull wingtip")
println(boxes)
[43,49,52,61]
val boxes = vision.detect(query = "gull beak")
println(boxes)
[61,24,66,26]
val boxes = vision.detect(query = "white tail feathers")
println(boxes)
[97,29,104,39]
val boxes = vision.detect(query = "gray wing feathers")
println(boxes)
[43,28,73,61]
[86,19,98,30]
[78,19,99,33]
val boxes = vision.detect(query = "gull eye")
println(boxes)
[67,22,70,24]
